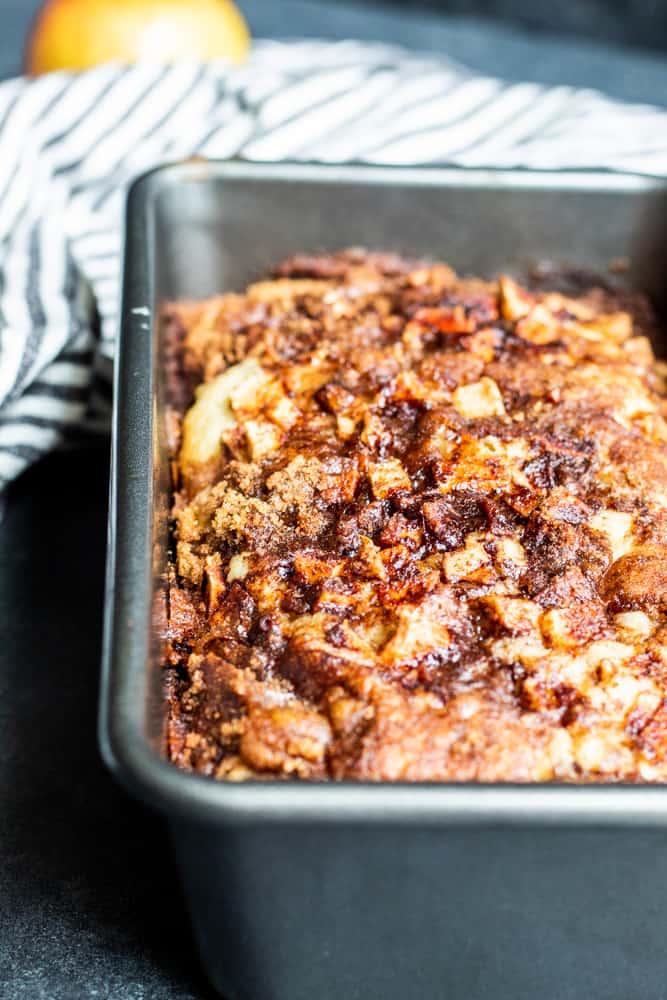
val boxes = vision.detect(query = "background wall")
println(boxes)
[334,0,667,52]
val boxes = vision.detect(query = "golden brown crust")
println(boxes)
[164,249,667,782]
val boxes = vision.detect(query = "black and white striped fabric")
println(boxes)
[2,38,667,491]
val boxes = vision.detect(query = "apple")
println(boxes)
[25,0,250,75]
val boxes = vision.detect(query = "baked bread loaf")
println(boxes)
[164,250,667,782]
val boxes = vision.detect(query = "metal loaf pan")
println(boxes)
[101,161,667,1000]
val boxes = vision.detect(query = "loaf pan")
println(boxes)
[101,161,667,1000]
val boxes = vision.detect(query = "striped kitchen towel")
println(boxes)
[2,37,667,491]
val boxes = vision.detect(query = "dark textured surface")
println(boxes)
[2,2,667,999]
[0,445,213,1000]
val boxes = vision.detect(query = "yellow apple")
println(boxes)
[25,0,250,75]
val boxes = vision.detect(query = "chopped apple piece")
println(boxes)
[452,376,505,419]
[243,418,283,461]
[443,536,490,582]
[613,611,653,639]
[227,552,250,582]
[181,358,267,472]
[589,509,634,561]
[367,459,411,499]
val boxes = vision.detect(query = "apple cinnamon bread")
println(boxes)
[164,249,667,782]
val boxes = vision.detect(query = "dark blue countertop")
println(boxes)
[1,3,666,999]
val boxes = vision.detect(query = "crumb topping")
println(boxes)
[164,248,667,782]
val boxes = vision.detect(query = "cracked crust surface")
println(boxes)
[164,248,667,782]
